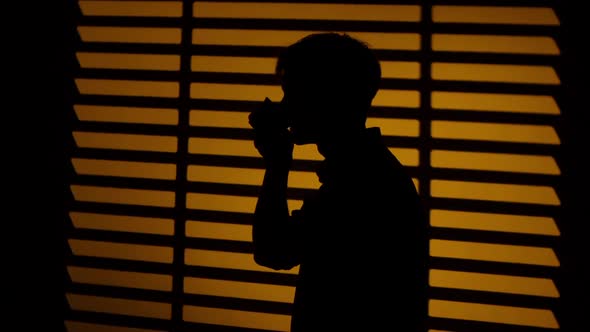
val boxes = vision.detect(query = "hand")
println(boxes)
[249,98,293,168]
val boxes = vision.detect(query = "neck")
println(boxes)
[317,127,368,160]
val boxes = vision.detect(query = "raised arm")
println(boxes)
[249,98,300,270]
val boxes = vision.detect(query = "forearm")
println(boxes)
[252,164,298,269]
[256,165,290,219]
[248,97,297,269]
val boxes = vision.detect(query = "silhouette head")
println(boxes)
[276,32,381,145]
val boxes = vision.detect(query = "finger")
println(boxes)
[248,111,256,128]
[249,111,276,131]
[248,109,265,129]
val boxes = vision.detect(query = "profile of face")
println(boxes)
[280,71,370,146]
[280,73,330,145]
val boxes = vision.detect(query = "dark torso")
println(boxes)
[290,128,429,332]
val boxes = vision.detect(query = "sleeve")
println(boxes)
[252,207,305,271]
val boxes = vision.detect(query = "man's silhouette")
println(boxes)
[249,32,428,331]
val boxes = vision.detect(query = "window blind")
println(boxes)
[65,1,566,331]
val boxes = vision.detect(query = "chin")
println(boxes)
[292,135,315,145]
[293,138,312,145]
[290,128,318,145]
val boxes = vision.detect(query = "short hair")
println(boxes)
[275,32,381,106]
